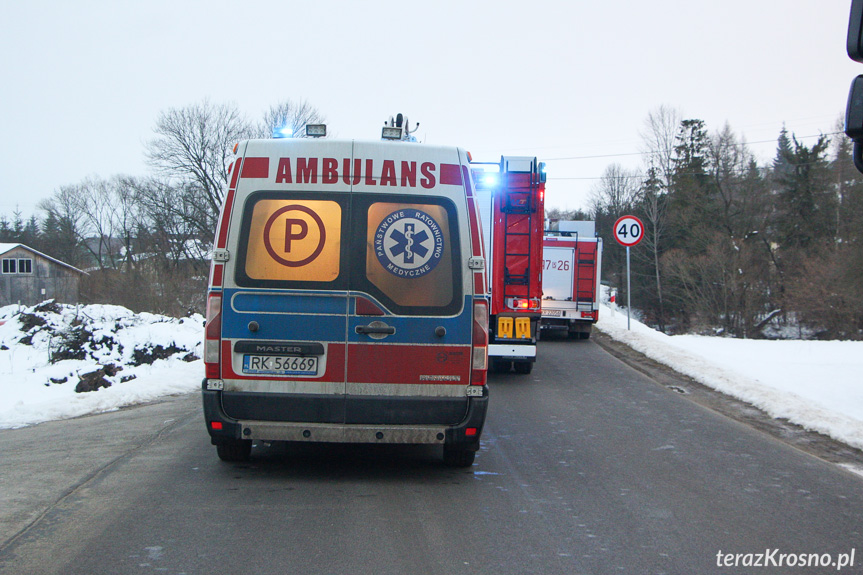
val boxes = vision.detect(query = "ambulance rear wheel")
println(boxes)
[216,439,252,462]
[443,445,476,468]
[514,361,533,375]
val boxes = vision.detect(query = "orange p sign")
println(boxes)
[245,199,342,282]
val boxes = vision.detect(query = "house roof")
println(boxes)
[0,243,88,275]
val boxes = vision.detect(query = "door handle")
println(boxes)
[356,324,396,335]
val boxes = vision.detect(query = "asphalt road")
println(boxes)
[1,336,861,575]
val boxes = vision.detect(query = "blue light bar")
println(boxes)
[482,173,499,187]
[273,125,293,139]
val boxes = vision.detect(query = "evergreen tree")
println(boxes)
[11,209,25,242]
[22,216,41,249]
[666,119,714,253]
[0,217,11,242]
[774,135,834,249]
[772,124,794,181]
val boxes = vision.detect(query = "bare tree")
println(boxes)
[256,99,327,139]
[639,105,681,190]
[75,178,123,269]
[145,100,253,229]
[588,164,642,306]
[39,177,141,270]
[636,105,681,331]
[588,164,641,218]
[126,176,208,265]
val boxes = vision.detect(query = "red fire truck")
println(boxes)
[541,221,603,339]
[472,157,545,374]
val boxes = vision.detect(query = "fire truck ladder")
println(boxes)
[575,237,597,311]
[501,167,539,302]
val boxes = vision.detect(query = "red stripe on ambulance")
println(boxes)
[210,263,223,288]
[346,343,471,384]
[439,163,463,186]
[215,188,235,249]
[463,165,487,295]
[241,157,270,178]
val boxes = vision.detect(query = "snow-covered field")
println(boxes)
[1,299,862,453]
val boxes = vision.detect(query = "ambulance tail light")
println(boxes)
[471,299,488,386]
[204,293,222,379]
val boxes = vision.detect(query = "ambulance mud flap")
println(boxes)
[201,385,243,444]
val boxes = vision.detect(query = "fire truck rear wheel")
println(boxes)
[514,361,533,375]
[491,359,512,373]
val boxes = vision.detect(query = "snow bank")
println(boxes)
[0,301,203,429]
[596,301,863,450]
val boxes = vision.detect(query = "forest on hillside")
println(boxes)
[550,107,863,339]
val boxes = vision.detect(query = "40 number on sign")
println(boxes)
[613,215,644,247]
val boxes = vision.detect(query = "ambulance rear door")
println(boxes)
[344,142,473,426]
[219,139,353,424]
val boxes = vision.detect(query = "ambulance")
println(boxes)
[202,121,489,467]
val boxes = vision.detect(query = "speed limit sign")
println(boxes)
[613,215,643,330]
[613,215,644,247]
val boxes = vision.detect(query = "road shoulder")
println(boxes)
[592,329,863,476]
[0,393,200,550]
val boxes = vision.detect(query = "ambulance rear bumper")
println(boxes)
[202,383,488,450]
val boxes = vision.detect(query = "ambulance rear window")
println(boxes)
[352,195,462,316]
[234,192,349,290]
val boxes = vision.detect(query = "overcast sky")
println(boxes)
[1,1,859,219]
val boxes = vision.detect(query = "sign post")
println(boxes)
[612,215,644,330]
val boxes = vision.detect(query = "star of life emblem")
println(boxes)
[374,209,444,278]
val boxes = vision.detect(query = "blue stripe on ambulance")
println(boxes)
[221,288,349,342]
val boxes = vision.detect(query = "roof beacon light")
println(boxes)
[273,125,293,139]
[482,173,499,187]
[306,124,327,138]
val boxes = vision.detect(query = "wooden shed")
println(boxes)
[0,243,87,306]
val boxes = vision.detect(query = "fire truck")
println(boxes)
[472,157,545,374]
[541,221,602,339]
